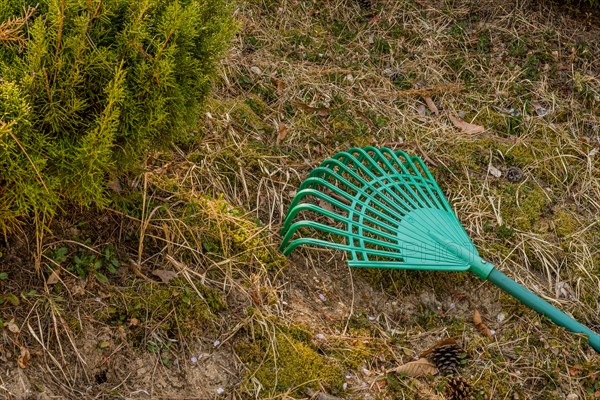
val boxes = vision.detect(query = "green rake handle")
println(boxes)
[487,268,600,353]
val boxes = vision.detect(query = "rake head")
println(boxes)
[279,146,492,278]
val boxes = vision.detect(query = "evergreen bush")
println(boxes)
[0,0,234,233]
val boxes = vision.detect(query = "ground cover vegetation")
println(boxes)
[0,0,599,399]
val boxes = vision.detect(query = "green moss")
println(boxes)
[477,108,524,137]
[500,142,537,167]
[103,277,224,346]
[553,210,579,238]
[325,337,378,369]
[441,137,498,173]
[244,94,267,116]
[183,196,286,271]
[238,325,344,396]
[498,183,549,231]
[343,312,375,336]
[230,100,269,133]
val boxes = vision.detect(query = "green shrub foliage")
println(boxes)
[0,0,234,233]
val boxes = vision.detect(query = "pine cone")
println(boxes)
[445,376,473,400]
[427,343,462,376]
[355,0,373,10]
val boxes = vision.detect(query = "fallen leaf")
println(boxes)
[270,76,286,93]
[250,290,263,306]
[276,121,288,145]
[47,268,60,285]
[423,97,439,115]
[473,309,492,337]
[291,100,330,116]
[488,164,502,178]
[375,378,388,389]
[389,357,438,377]
[568,365,583,377]
[449,114,485,134]
[369,14,382,23]
[6,319,20,333]
[318,198,336,219]
[152,269,178,284]
[17,347,30,369]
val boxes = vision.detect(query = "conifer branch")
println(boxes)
[55,0,65,57]
[0,121,49,193]
[0,6,36,51]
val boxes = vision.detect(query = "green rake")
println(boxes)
[279,146,600,353]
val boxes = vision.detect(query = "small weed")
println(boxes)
[0,292,19,306]
[509,38,528,57]
[372,37,391,55]
[448,21,467,37]
[47,244,120,284]
[476,31,492,54]
[104,277,224,347]
[72,246,120,284]
[496,224,515,240]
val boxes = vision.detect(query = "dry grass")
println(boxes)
[0,0,599,399]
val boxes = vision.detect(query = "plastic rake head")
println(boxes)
[279,146,492,279]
